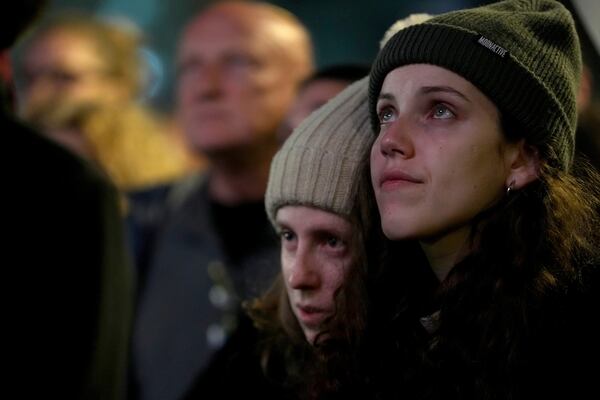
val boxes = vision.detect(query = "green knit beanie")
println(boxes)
[369,0,582,171]
[265,76,372,226]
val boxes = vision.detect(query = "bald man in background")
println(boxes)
[131,2,314,399]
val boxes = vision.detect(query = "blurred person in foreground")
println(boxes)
[3,1,133,399]
[131,2,314,400]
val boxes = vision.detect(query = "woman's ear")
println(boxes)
[506,139,540,190]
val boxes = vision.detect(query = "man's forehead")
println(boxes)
[180,12,281,60]
[184,6,261,41]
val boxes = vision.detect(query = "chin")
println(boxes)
[381,217,415,241]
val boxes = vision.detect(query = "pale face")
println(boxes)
[278,78,350,143]
[370,64,519,246]
[276,206,355,344]
[176,11,297,156]
[20,29,124,114]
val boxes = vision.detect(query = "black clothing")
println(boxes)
[366,249,600,400]
[5,82,134,399]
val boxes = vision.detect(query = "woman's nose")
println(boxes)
[376,116,415,159]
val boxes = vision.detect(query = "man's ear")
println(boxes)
[506,139,540,190]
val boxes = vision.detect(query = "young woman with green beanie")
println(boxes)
[365,0,600,398]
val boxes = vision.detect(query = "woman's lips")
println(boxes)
[379,170,422,190]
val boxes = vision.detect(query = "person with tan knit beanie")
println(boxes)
[243,76,381,397]
[363,0,600,399]
[263,76,373,340]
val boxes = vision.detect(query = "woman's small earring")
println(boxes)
[506,180,515,195]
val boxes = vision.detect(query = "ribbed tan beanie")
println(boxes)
[265,76,372,225]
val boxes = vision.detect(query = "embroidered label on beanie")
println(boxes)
[475,35,508,58]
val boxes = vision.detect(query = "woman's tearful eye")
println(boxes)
[378,106,395,124]
[432,103,455,119]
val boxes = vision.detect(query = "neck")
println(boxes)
[420,226,472,282]
[207,138,277,205]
